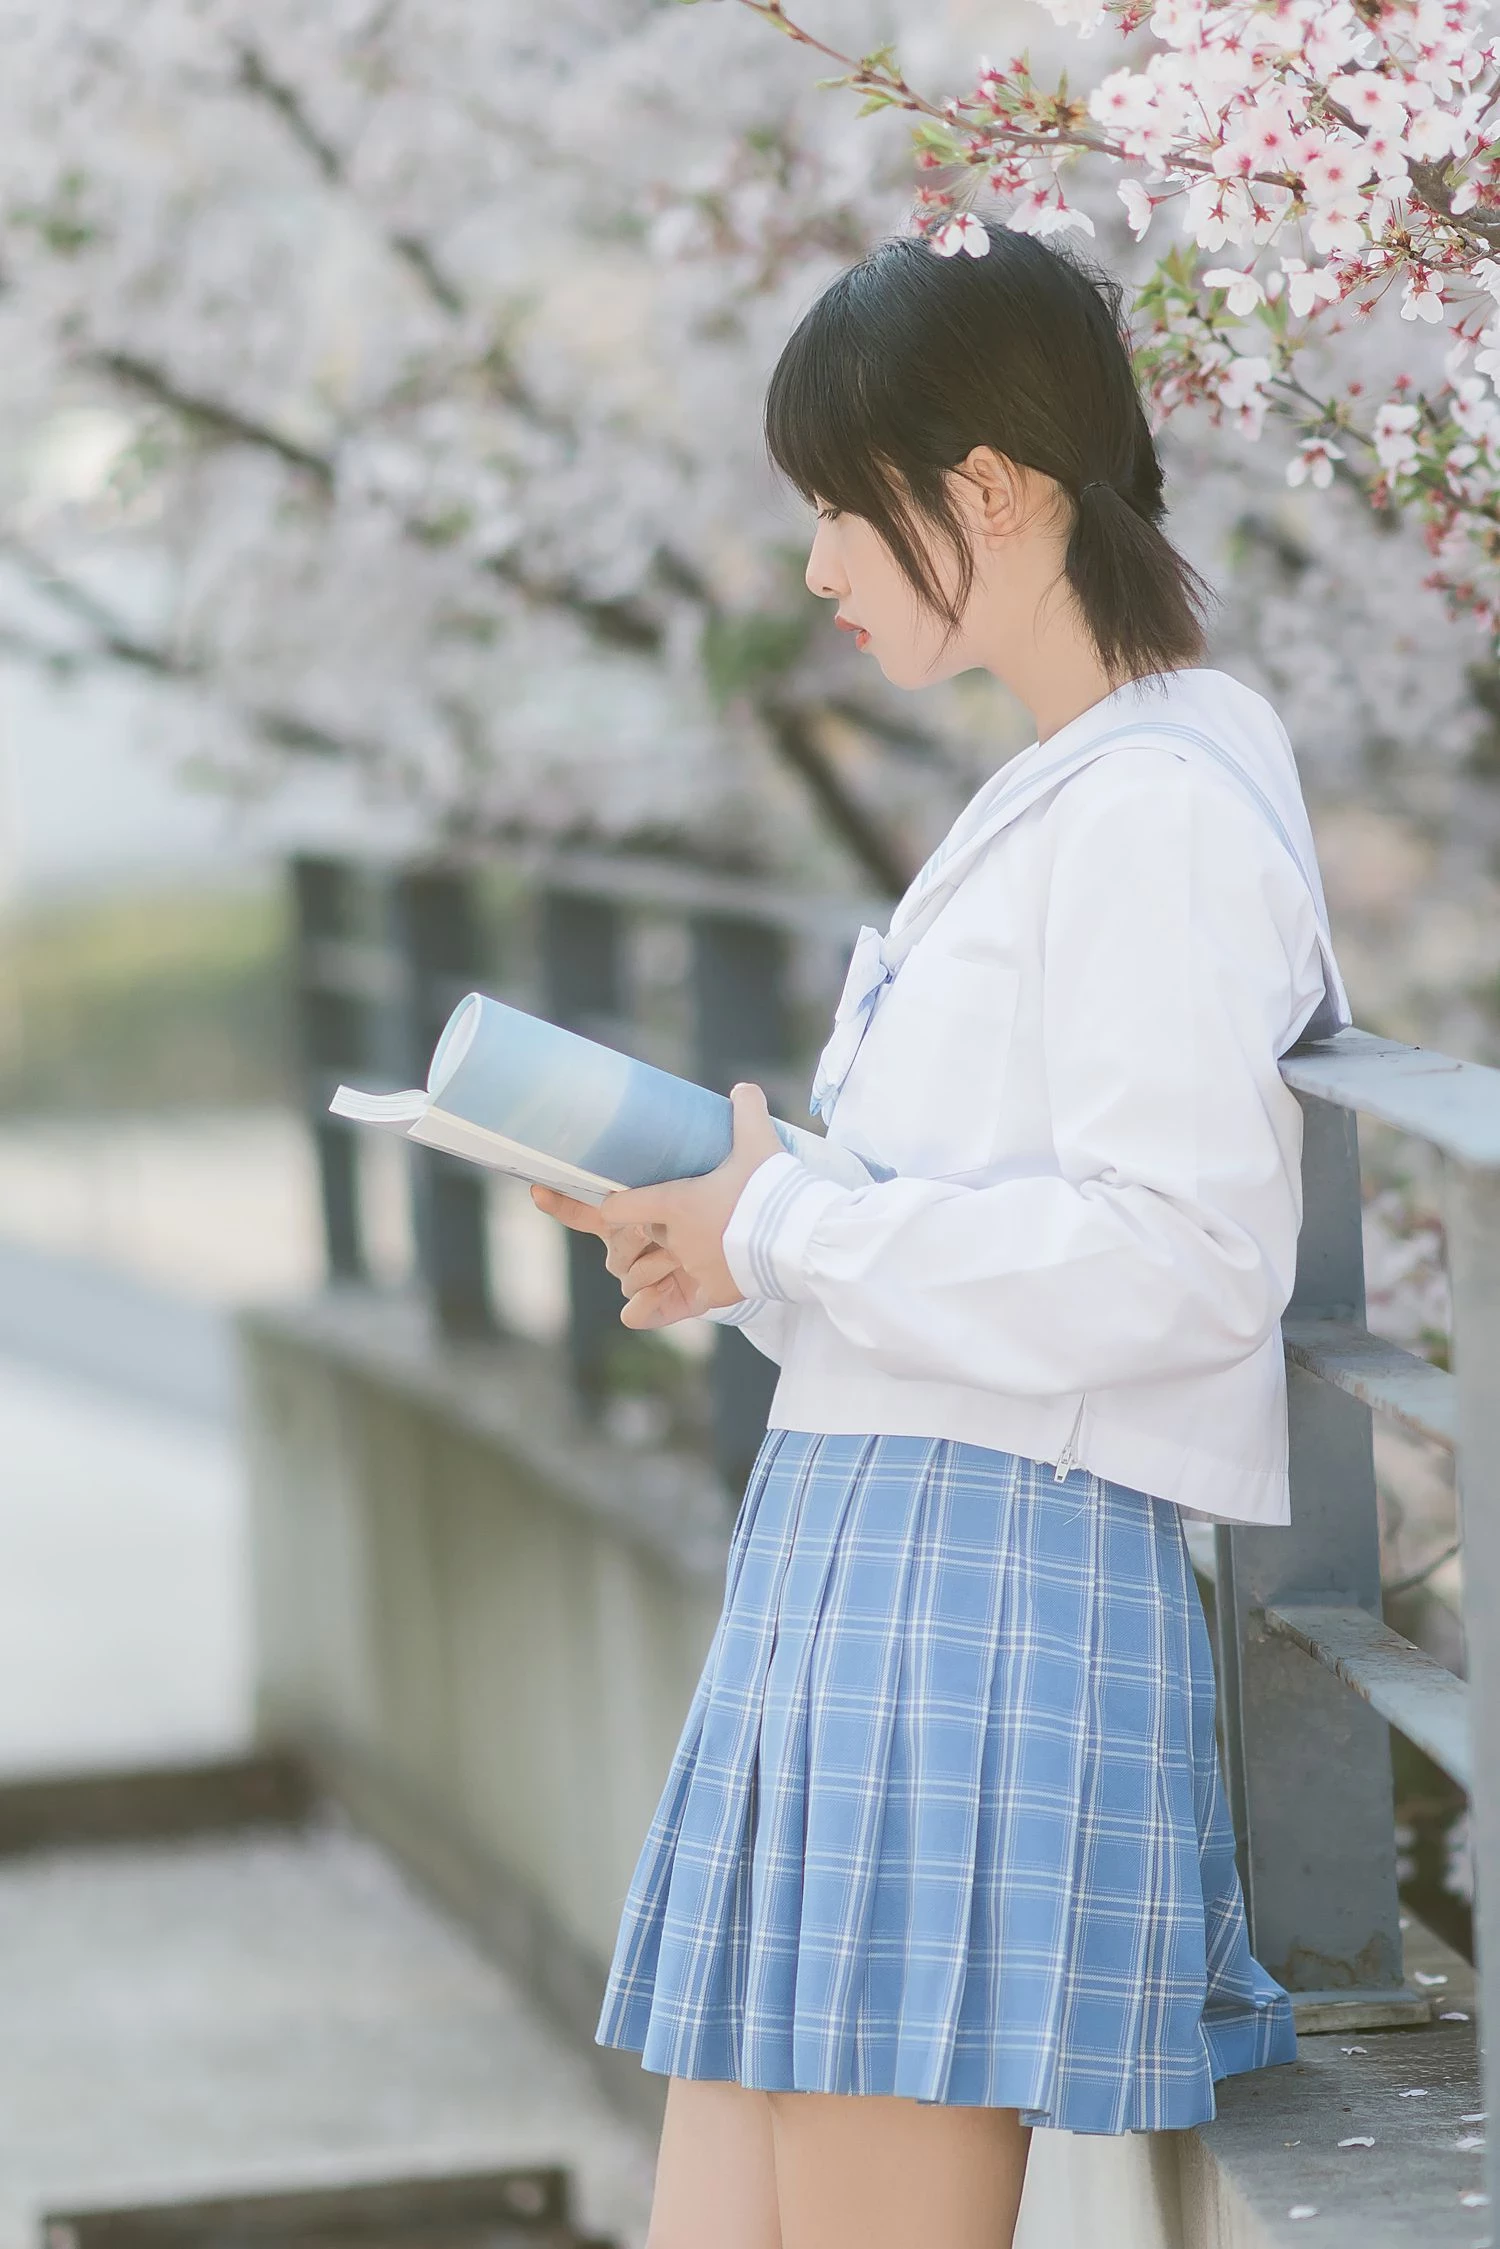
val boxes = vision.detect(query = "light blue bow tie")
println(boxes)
[809,923,894,1126]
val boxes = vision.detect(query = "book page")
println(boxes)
[329,1085,428,1129]
[409,1106,626,1204]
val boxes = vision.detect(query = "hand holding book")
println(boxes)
[330,989,887,1203]
[531,1080,786,1329]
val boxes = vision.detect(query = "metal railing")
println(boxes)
[1215,1029,1497,2207]
[289,851,1495,2198]
[289,850,880,1496]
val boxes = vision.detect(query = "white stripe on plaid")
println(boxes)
[596,1429,1295,2131]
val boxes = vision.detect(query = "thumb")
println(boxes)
[730,1080,784,1154]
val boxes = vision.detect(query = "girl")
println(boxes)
[533,224,1349,2249]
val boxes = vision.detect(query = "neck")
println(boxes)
[1010,624,1121,747]
[967,549,1124,743]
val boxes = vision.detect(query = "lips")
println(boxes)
[836,615,871,651]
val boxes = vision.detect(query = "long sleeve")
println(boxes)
[698,1294,795,1366]
[720,748,1320,1399]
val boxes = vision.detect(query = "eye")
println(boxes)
[816,503,842,523]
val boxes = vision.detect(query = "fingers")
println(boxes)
[530,1183,607,1234]
[609,1241,679,1291]
[620,1274,692,1329]
[598,1182,680,1230]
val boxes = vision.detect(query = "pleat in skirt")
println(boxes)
[596,1428,1295,2133]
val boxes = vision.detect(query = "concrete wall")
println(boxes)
[241,1295,728,2106]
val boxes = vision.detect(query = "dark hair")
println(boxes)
[764,222,1211,684]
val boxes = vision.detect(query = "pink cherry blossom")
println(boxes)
[1298,138,1375,205]
[1330,71,1408,134]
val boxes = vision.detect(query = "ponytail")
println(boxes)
[1066,481,1210,684]
[766,222,1212,687]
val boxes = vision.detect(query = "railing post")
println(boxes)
[538,889,627,1414]
[388,866,494,1339]
[1214,1086,1406,2001]
[290,854,366,1285]
[689,912,792,1497]
[1444,1156,1500,2213]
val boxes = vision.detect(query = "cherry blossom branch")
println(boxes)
[0,538,404,771]
[70,352,919,893]
[232,41,467,318]
[91,350,336,486]
[758,696,917,893]
[731,0,1500,242]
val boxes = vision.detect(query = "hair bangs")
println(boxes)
[764,273,969,631]
[764,286,886,520]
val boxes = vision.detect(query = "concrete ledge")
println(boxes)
[1185,1934,1482,2248]
[0,1754,310,1857]
[240,1292,731,1587]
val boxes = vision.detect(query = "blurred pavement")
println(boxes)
[0,1342,249,1778]
[0,1210,657,2249]
[0,1820,655,2249]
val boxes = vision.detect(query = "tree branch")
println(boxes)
[0,537,195,675]
[824,692,971,774]
[483,552,666,655]
[233,41,467,316]
[755,696,916,895]
[0,539,393,772]
[91,349,335,486]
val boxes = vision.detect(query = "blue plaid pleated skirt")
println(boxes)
[596,1429,1295,2132]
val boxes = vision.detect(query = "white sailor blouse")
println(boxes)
[705,668,1351,1528]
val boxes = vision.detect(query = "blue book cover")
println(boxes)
[330,991,889,1202]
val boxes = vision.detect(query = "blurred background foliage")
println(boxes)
[0,883,292,1114]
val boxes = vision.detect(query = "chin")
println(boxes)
[875,650,937,691]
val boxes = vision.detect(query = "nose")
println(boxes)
[805,517,848,601]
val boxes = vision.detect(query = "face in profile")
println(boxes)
[804,501,975,692]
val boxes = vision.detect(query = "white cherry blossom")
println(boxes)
[1287,437,1346,489]
[1374,401,1423,475]
[1204,267,1266,317]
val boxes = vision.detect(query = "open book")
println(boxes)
[330,990,891,1204]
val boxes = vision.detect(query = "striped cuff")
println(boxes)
[722,1150,849,1305]
[701,1297,764,1328]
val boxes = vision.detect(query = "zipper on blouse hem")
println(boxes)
[1053,1395,1087,1482]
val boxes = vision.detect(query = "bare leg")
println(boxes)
[768,2090,1031,2249]
[645,2077,782,2249]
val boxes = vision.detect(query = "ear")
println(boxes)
[951,446,1031,547]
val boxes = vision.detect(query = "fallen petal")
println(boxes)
[1338,2135,1376,2148]
[1289,2208,1318,2222]
[1440,2011,1471,2022]
[1455,2134,1486,2152]
[1398,2088,1430,2098]
[1460,2190,1490,2208]
[1413,1970,1449,1986]
[1340,2045,1369,2056]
